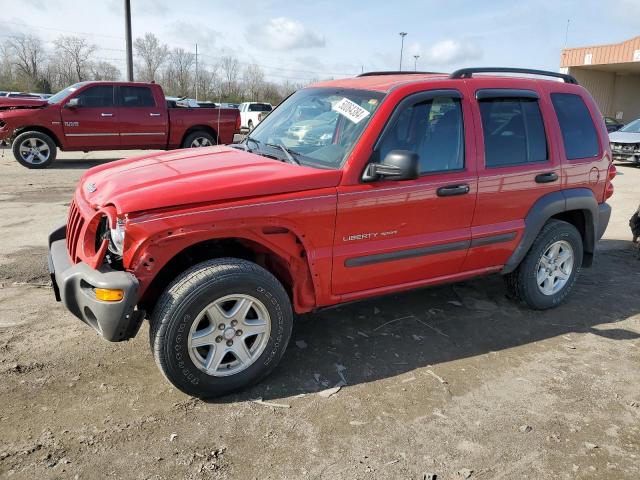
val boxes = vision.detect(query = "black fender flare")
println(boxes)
[502,188,603,274]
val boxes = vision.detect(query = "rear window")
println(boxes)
[118,86,156,107]
[249,103,272,112]
[479,97,548,167]
[551,93,599,160]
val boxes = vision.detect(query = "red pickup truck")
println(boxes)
[0,81,240,168]
[48,68,614,398]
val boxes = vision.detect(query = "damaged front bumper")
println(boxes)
[48,225,143,342]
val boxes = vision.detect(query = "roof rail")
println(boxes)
[449,67,579,84]
[357,71,443,77]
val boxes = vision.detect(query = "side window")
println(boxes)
[118,86,156,107]
[378,95,464,174]
[75,85,114,108]
[479,97,548,167]
[551,93,599,160]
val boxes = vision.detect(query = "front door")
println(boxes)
[117,85,167,148]
[332,89,478,295]
[61,84,118,149]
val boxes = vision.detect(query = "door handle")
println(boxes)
[149,113,161,117]
[437,183,470,197]
[535,172,558,183]
[101,113,113,117]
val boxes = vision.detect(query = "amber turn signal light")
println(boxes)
[95,288,124,302]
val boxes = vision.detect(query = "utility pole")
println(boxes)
[124,0,133,81]
[413,54,420,71]
[564,19,571,49]
[399,32,407,71]
[195,43,198,101]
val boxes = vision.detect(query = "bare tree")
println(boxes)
[134,33,169,82]
[219,56,240,100]
[0,42,16,88]
[92,61,121,81]
[5,34,46,89]
[242,64,265,101]
[54,35,96,83]
[164,48,194,97]
[196,65,219,101]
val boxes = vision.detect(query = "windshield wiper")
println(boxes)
[267,142,300,165]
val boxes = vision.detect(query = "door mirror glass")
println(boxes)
[64,98,79,109]
[363,150,419,182]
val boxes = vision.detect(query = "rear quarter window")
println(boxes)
[551,93,599,160]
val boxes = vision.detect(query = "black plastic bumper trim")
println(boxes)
[48,236,140,342]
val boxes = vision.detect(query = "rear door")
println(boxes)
[332,89,479,295]
[117,85,167,148]
[462,87,563,271]
[61,84,118,148]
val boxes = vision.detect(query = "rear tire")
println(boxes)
[248,120,254,132]
[150,258,293,398]
[12,131,57,168]
[504,220,583,310]
[182,131,216,149]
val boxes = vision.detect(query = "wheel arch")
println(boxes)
[502,188,600,273]
[14,126,62,148]
[137,231,318,316]
[181,125,218,147]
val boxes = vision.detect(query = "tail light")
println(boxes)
[235,112,241,132]
[605,163,616,200]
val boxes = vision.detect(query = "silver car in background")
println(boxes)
[610,119,640,164]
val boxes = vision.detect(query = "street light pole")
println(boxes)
[124,0,133,81]
[399,32,407,71]
[413,54,420,71]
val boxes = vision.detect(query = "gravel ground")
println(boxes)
[0,149,638,479]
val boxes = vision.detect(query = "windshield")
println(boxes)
[248,87,385,169]
[620,119,640,133]
[47,83,84,104]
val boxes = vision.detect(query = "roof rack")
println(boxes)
[449,67,578,85]
[357,71,443,77]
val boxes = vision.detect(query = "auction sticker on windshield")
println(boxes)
[332,98,371,124]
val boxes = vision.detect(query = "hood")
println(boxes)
[0,98,48,110]
[81,146,342,213]
[609,131,640,143]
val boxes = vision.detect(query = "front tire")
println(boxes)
[247,120,254,132]
[504,220,583,310]
[12,131,57,168]
[150,258,293,398]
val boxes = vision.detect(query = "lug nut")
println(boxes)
[236,330,243,336]
[215,336,223,343]
[226,340,234,347]
[218,323,225,330]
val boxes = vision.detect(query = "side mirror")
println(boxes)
[64,98,79,109]
[363,150,419,182]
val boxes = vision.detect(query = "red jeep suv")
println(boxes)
[48,68,614,398]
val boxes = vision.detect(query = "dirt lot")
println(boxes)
[0,149,638,480]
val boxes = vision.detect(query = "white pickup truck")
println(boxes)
[238,102,273,130]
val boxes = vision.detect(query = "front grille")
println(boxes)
[66,199,85,262]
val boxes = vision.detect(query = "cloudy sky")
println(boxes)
[1,0,639,83]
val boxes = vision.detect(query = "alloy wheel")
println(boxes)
[190,137,213,147]
[187,294,271,377]
[18,137,50,165]
[535,240,574,296]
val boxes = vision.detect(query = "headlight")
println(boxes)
[108,218,125,256]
